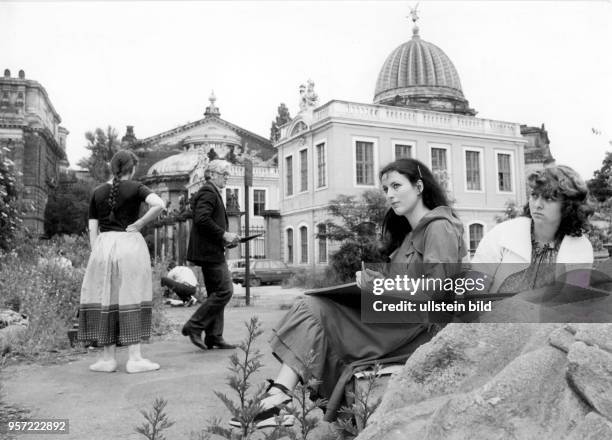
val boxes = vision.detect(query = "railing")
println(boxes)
[152,217,267,263]
[311,100,522,138]
[239,226,266,259]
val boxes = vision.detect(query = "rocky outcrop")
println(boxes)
[0,309,28,355]
[357,323,612,440]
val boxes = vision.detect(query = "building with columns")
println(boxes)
[0,69,69,234]
[129,93,278,227]
[275,17,552,269]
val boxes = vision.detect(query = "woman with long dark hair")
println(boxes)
[232,158,467,429]
[78,150,165,373]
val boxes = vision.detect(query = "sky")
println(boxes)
[2,0,611,179]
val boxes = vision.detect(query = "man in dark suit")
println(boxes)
[182,160,239,350]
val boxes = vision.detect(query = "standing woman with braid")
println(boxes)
[78,150,165,373]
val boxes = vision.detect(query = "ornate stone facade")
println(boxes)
[0,69,68,233]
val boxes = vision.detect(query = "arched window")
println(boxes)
[468,223,484,254]
[299,225,308,264]
[286,228,294,264]
[317,223,327,263]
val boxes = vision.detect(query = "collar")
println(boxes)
[499,217,532,261]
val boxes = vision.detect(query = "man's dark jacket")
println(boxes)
[187,181,228,264]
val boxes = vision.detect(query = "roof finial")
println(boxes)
[204,89,220,117]
[408,2,420,38]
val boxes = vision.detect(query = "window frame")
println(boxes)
[428,143,453,191]
[392,139,415,160]
[314,139,328,191]
[299,147,308,194]
[462,146,485,193]
[284,154,294,198]
[468,222,486,254]
[252,188,266,217]
[317,223,328,264]
[285,227,294,264]
[298,223,309,264]
[495,149,516,194]
[352,136,378,188]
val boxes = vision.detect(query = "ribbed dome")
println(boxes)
[147,149,199,176]
[374,29,475,115]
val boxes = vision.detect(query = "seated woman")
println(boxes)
[472,165,594,293]
[232,158,467,429]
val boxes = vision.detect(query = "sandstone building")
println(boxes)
[0,69,68,234]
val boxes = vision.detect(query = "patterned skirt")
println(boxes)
[78,232,152,346]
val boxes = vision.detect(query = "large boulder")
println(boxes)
[357,323,612,440]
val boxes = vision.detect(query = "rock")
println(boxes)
[0,309,28,329]
[357,323,612,440]
[567,341,612,421]
[0,309,28,355]
[567,412,612,440]
[549,326,575,353]
[573,324,612,354]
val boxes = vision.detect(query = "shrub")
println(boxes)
[0,235,171,358]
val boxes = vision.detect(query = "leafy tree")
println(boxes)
[494,199,522,224]
[77,126,121,183]
[44,177,94,237]
[323,190,388,282]
[270,103,292,143]
[587,151,612,203]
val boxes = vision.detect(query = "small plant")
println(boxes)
[135,397,175,440]
[333,364,383,439]
[202,316,288,440]
[284,351,327,440]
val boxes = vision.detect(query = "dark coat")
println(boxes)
[187,181,228,264]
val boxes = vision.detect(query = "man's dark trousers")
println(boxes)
[183,262,233,338]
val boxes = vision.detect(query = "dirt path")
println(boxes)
[2,287,317,440]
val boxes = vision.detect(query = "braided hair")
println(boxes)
[108,150,139,221]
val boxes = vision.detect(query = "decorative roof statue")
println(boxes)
[204,90,221,117]
[299,79,319,112]
[408,2,420,37]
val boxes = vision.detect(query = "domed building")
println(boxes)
[373,25,475,116]
[127,93,279,217]
[274,12,550,269]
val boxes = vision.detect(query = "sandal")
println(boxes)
[229,380,295,429]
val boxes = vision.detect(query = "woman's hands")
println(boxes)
[356,268,384,289]
[126,220,144,232]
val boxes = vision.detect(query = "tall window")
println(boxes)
[300,149,308,192]
[431,147,449,188]
[465,150,481,191]
[285,156,293,196]
[299,226,308,264]
[225,188,240,209]
[317,223,327,263]
[253,189,265,216]
[286,228,293,264]
[497,153,512,192]
[355,141,374,185]
[469,224,484,253]
[395,144,412,159]
[316,142,326,188]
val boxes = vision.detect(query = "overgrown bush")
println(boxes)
[0,235,172,358]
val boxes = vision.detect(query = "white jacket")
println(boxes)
[471,217,593,292]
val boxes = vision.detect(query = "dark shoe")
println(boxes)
[204,336,237,350]
[229,380,294,429]
[182,327,207,351]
